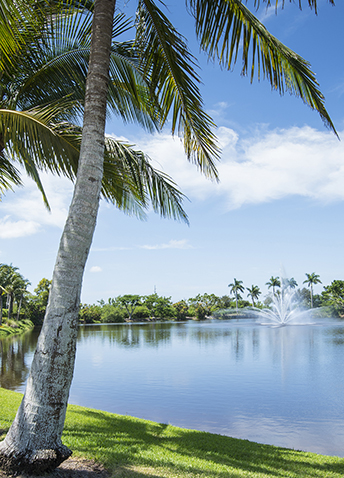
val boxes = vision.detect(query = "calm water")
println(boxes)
[1,319,344,457]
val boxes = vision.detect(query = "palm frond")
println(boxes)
[135,0,220,179]
[252,0,335,14]
[0,102,81,207]
[103,137,189,223]
[188,0,336,135]
[108,40,160,131]
[0,151,22,196]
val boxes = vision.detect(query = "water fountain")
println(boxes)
[253,284,313,325]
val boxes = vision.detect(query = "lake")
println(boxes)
[1,319,344,457]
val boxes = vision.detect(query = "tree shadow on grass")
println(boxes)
[63,407,344,477]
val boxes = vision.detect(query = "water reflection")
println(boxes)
[0,329,39,390]
[1,319,344,457]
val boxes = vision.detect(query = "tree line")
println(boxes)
[2,264,344,326]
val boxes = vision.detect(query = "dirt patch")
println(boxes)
[0,457,110,478]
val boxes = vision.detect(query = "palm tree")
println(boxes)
[246,285,261,307]
[0,264,20,324]
[0,264,13,325]
[0,3,188,219]
[14,278,31,321]
[287,277,298,289]
[228,278,245,313]
[266,276,281,295]
[303,273,322,308]
[0,0,337,473]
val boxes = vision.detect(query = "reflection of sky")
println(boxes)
[3,320,344,456]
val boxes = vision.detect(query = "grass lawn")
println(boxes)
[0,319,33,337]
[0,387,343,477]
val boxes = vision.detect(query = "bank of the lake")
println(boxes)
[0,319,34,338]
[0,388,343,478]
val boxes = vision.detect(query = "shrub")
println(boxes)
[100,305,126,323]
[79,304,102,324]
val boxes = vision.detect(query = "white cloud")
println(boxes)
[136,125,344,210]
[92,246,132,252]
[0,216,40,238]
[0,172,74,237]
[140,239,192,250]
[90,266,102,273]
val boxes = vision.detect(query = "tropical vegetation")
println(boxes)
[2,264,342,325]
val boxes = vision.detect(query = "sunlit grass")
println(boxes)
[1,387,343,477]
[0,319,33,337]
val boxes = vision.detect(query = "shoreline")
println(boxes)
[1,388,343,477]
[0,319,34,338]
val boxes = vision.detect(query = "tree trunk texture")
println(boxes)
[0,0,116,473]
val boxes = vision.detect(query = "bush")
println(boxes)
[25,303,46,326]
[195,304,208,320]
[132,305,150,320]
[79,304,102,324]
[173,301,189,321]
[100,305,126,323]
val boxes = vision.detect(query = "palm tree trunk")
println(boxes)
[7,294,13,320]
[16,296,23,321]
[310,284,313,308]
[0,0,116,473]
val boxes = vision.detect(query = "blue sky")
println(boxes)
[1,0,344,303]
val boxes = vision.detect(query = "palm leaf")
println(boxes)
[0,102,81,207]
[103,137,189,223]
[252,0,335,14]
[135,0,220,179]
[0,151,22,197]
[188,0,336,134]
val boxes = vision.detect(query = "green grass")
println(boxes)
[1,388,343,477]
[0,319,34,337]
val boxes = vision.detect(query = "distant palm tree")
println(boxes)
[281,277,298,290]
[0,264,19,324]
[228,279,245,313]
[303,273,322,308]
[5,270,30,320]
[266,276,281,295]
[246,285,261,307]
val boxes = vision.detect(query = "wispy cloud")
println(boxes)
[89,266,102,273]
[136,125,344,210]
[139,239,192,250]
[0,172,73,238]
[0,216,40,238]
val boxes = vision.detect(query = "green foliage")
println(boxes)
[117,295,142,320]
[143,294,175,318]
[79,304,102,324]
[321,280,344,317]
[99,304,126,323]
[0,318,33,337]
[132,305,150,320]
[173,300,189,321]
[33,278,51,307]
[194,304,208,320]
[24,277,51,325]
[25,302,45,326]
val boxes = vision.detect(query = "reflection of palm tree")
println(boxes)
[246,285,261,307]
[303,273,322,308]
[266,276,281,295]
[228,279,245,313]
